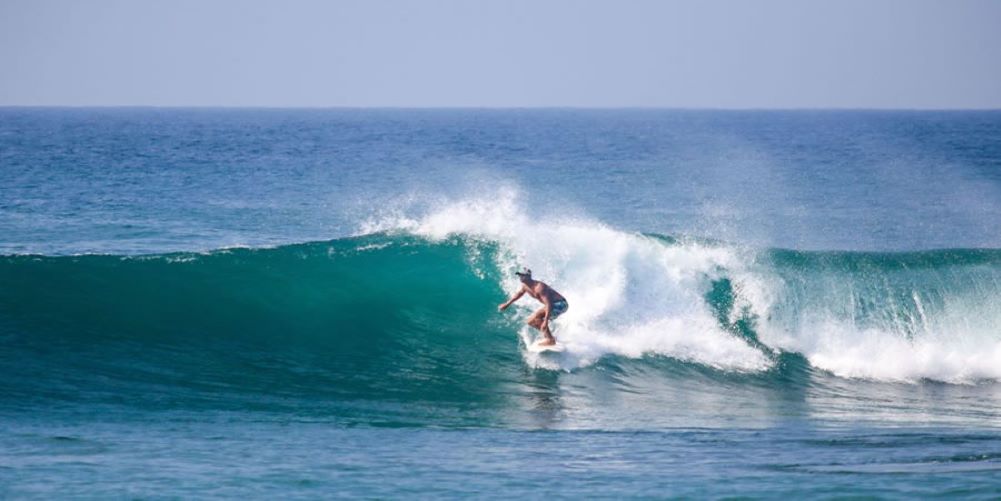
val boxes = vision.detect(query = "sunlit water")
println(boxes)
[2,109,1001,497]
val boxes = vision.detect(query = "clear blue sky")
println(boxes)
[2,0,999,108]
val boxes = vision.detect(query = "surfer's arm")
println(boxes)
[498,287,526,311]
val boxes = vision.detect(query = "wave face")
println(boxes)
[0,235,523,417]
[3,195,1001,420]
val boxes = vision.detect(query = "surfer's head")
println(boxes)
[515,268,532,283]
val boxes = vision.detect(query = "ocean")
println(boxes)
[2,108,1001,498]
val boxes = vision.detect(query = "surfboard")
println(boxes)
[527,339,565,353]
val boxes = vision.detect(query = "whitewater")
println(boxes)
[356,188,1001,383]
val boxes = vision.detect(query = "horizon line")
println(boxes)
[2,105,1001,112]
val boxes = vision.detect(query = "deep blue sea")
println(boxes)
[2,108,1001,498]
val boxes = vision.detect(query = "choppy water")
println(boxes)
[2,108,1001,498]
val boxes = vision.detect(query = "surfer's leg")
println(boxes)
[540,323,556,345]
[526,307,545,330]
[527,307,556,345]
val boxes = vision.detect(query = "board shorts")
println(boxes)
[550,299,569,319]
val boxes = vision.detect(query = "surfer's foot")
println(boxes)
[538,338,556,346]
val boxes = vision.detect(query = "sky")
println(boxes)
[1,0,1000,108]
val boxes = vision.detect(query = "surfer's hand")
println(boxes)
[497,303,506,312]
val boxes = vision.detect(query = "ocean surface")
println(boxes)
[2,108,1001,498]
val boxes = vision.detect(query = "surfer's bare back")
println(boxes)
[498,268,569,346]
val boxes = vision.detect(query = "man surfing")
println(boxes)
[498,268,569,346]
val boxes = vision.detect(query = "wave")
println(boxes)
[359,190,1001,383]
[2,192,1001,412]
[0,234,519,412]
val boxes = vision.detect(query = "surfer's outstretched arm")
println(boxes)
[498,286,526,311]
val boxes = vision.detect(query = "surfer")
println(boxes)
[498,268,568,346]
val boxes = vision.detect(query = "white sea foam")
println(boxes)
[363,188,1001,383]
[755,294,1001,384]
[364,188,772,373]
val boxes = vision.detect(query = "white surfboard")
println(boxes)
[527,339,565,353]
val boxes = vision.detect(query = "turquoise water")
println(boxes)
[2,109,1001,497]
